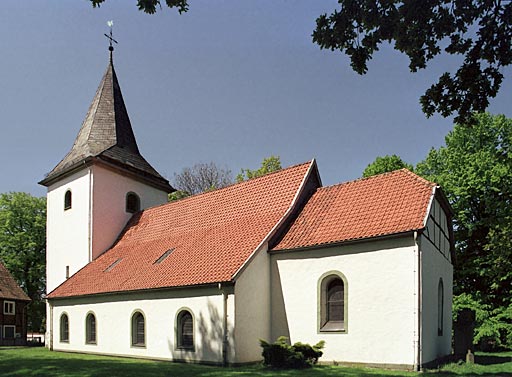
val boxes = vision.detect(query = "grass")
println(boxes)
[0,347,510,377]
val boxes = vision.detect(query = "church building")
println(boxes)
[41,49,454,370]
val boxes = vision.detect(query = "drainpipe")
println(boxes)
[48,300,54,350]
[219,283,228,366]
[414,231,422,371]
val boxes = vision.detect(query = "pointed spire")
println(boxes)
[40,53,173,193]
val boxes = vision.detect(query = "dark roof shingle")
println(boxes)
[40,61,172,192]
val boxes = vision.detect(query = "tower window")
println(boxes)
[64,190,72,210]
[126,192,140,213]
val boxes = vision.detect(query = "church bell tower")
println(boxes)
[40,42,173,295]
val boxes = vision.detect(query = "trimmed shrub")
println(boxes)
[259,336,325,368]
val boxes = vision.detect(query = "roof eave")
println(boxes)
[39,157,95,187]
[47,281,234,301]
[39,156,174,193]
[270,229,420,254]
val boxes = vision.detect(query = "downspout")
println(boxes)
[414,231,422,371]
[48,300,54,350]
[219,283,228,366]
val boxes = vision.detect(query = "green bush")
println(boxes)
[259,336,325,368]
[454,294,512,351]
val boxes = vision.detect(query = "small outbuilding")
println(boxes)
[0,261,30,346]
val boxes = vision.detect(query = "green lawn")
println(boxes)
[0,347,510,377]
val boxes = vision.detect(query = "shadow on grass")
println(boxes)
[1,348,511,377]
[475,354,512,366]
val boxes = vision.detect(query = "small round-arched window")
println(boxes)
[131,311,145,347]
[86,312,97,344]
[318,271,347,332]
[126,192,140,213]
[177,309,194,350]
[60,313,69,342]
[64,190,72,210]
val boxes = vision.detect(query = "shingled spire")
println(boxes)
[40,56,173,192]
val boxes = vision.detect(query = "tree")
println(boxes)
[236,155,282,182]
[90,1,511,124]
[91,0,188,14]
[173,162,233,196]
[416,113,511,310]
[0,192,46,332]
[313,1,512,124]
[362,154,413,178]
[168,190,190,202]
[415,113,512,349]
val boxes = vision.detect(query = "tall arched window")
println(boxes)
[319,272,347,332]
[438,278,444,336]
[60,313,69,342]
[126,192,140,213]
[131,311,145,347]
[86,313,96,344]
[64,190,72,210]
[176,309,194,350]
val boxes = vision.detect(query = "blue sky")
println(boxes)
[1,1,510,196]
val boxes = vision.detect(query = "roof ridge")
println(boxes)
[317,168,435,192]
[146,160,314,211]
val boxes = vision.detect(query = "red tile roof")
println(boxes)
[48,161,314,298]
[0,262,30,301]
[272,169,436,251]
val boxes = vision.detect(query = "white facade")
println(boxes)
[46,164,169,294]
[50,287,235,363]
[233,243,272,363]
[420,197,453,364]
[268,196,453,369]
[271,237,419,367]
[46,162,452,368]
[45,163,169,348]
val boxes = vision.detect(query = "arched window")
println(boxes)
[86,313,96,344]
[131,311,145,347]
[438,278,444,336]
[64,190,72,210]
[60,313,69,342]
[319,272,347,332]
[126,192,140,213]
[176,309,194,350]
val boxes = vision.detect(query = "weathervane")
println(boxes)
[104,20,118,63]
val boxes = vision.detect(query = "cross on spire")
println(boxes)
[104,20,118,63]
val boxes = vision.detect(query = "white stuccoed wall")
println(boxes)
[46,164,169,295]
[420,198,453,364]
[233,243,271,363]
[50,287,235,363]
[45,163,169,349]
[90,164,169,260]
[271,237,419,367]
[46,168,92,294]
